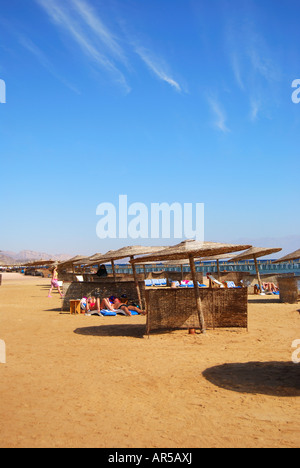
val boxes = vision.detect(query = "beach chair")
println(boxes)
[179,280,189,287]
[158,278,167,286]
[224,281,241,288]
[254,284,266,295]
[170,280,180,288]
[208,276,225,288]
[144,279,153,287]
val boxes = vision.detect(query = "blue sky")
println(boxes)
[0,0,299,257]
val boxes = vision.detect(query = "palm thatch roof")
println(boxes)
[272,248,300,264]
[85,245,166,265]
[130,240,252,264]
[199,253,238,262]
[230,246,282,261]
[22,260,56,267]
[72,253,103,266]
[57,255,86,269]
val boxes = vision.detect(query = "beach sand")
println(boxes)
[0,273,299,448]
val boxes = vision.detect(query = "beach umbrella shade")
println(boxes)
[57,255,87,273]
[130,240,252,333]
[85,246,166,308]
[72,253,103,267]
[272,249,300,264]
[22,259,57,267]
[230,247,282,292]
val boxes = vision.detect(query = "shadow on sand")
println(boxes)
[247,298,280,304]
[203,361,300,397]
[74,323,146,339]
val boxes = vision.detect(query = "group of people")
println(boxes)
[81,294,146,316]
[254,282,279,294]
[47,266,146,316]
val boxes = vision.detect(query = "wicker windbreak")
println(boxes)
[145,287,248,334]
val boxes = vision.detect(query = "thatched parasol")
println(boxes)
[130,240,252,333]
[230,247,282,292]
[272,249,300,264]
[22,259,56,267]
[72,253,103,266]
[57,255,87,272]
[85,246,166,308]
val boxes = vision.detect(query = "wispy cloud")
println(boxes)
[135,46,182,92]
[35,0,182,94]
[69,0,126,64]
[230,52,244,90]
[19,35,80,94]
[207,95,229,133]
[224,6,281,122]
[249,97,260,122]
[35,0,130,92]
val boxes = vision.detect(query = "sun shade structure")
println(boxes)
[230,247,282,292]
[85,246,166,309]
[130,240,252,333]
[57,255,87,270]
[272,249,300,264]
[22,260,56,267]
[72,253,103,266]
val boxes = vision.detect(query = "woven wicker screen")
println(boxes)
[278,276,299,304]
[145,288,248,334]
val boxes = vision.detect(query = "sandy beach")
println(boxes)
[0,272,299,448]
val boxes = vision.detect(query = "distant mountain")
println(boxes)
[0,254,16,265]
[0,250,71,263]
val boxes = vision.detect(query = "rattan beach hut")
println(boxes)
[230,247,282,292]
[272,249,300,263]
[130,240,252,333]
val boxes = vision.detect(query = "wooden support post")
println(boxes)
[254,256,262,293]
[131,257,143,311]
[189,255,206,334]
[111,260,116,281]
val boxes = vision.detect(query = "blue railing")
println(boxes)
[105,261,300,276]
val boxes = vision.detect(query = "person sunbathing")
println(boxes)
[262,282,279,293]
[84,296,114,314]
[109,295,146,316]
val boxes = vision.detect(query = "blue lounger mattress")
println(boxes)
[89,309,140,316]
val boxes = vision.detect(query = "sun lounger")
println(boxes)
[208,276,225,288]
[254,284,266,295]
[115,309,139,316]
[223,281,241,288]
[180,280,194,287]
[144,278,167,287]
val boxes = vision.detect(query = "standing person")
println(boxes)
[48,266,63,298]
